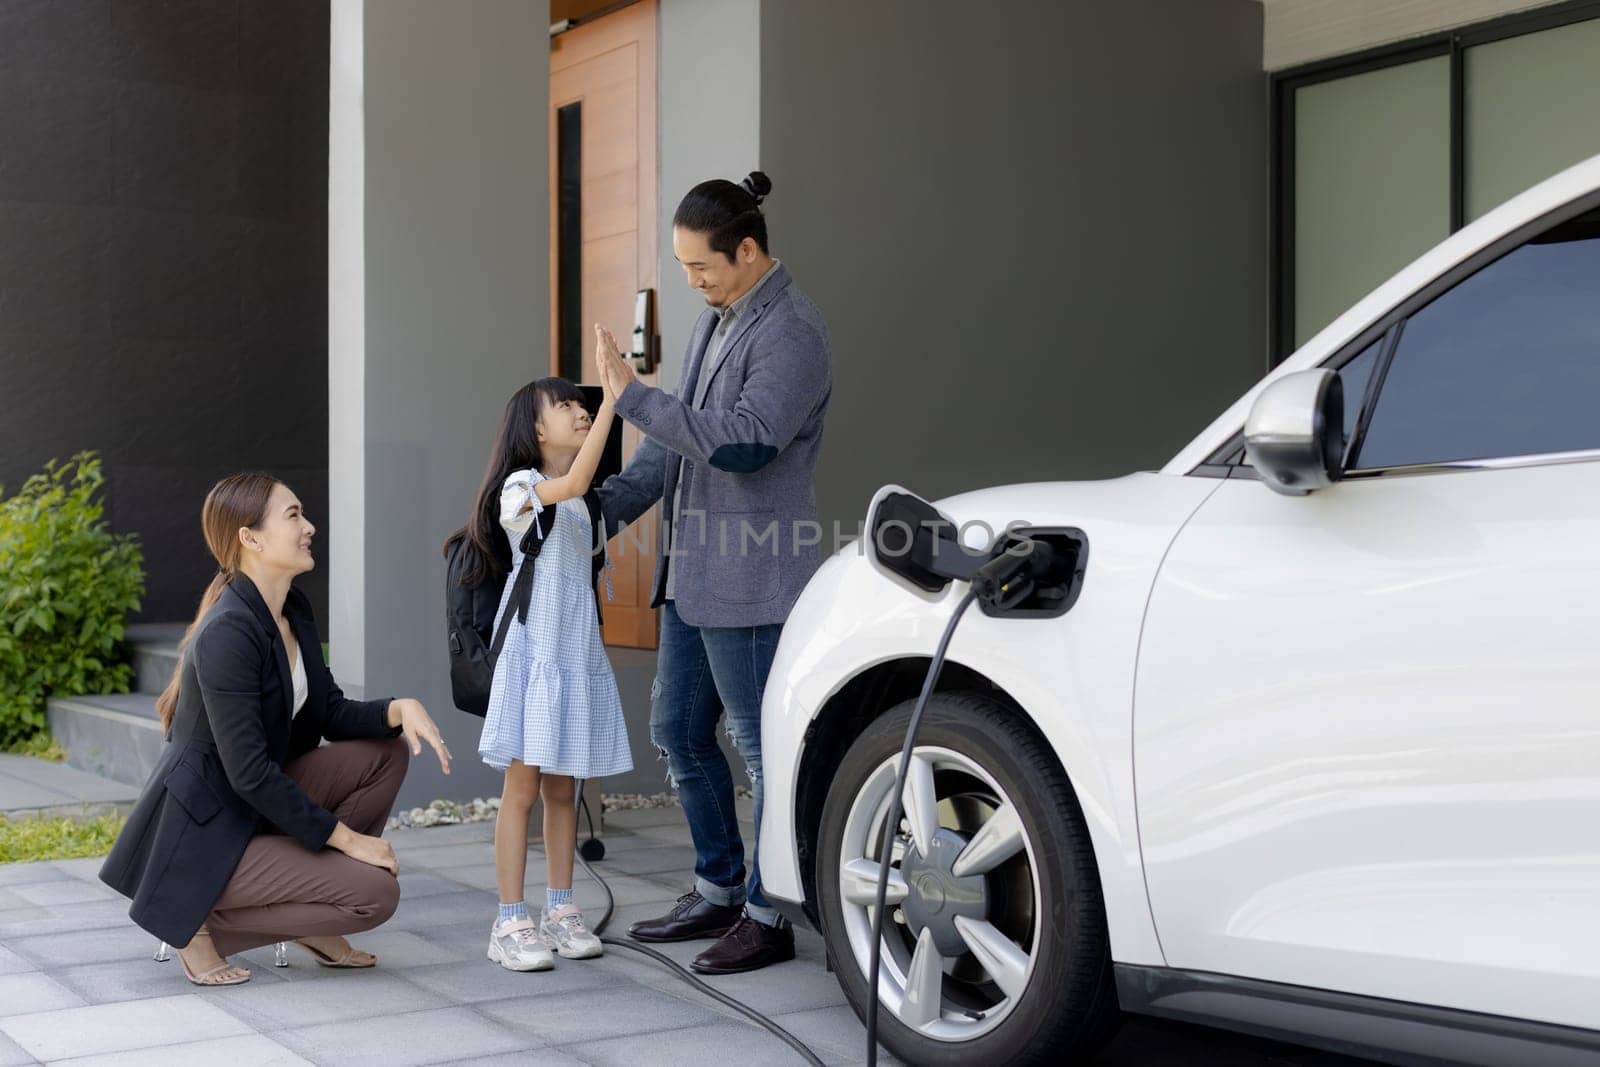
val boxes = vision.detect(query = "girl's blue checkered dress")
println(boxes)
[478,469,633,778]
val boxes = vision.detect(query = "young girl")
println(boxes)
[461,348,632,971]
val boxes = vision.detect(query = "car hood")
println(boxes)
[925,472,1188,550]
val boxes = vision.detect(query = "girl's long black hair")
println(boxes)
[443,376,586,589]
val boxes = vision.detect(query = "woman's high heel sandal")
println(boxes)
[164,931,251,986]
[294,937,377,968]
[156,939,289,966]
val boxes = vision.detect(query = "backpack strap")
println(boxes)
[490,500,558,655]
[491,492,608,651]
[488,570,524,657]
[583,489,606,623]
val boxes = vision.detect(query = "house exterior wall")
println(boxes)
[1261,0,1566,70]
[657,0,761,382]
[334,0,551,806]
[759,0,1269,537]
[0,0,332,623]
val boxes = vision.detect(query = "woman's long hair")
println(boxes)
[443,377,586,589]
[156,473,281,732]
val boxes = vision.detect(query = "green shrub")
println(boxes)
[0,453,145,747]
[4,733,66,761]
[0,812,124,864]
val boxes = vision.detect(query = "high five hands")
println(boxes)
[594,324,636,403]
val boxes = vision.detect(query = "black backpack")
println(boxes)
[445,488,606,718]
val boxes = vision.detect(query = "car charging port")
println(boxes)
[976,528,1087,619]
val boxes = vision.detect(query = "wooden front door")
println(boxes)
[550,0,659,650]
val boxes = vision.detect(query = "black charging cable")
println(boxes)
[577,789,605,861]
[864,540,1047,1066]
[569,783,827,1066]
[864,587,979,1066]
[568,540,1045,1067]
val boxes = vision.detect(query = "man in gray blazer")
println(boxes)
[596,172,830,974]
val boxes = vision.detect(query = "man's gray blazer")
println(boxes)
[598,263,831,629]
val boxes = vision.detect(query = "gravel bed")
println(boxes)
[385,786,752,830]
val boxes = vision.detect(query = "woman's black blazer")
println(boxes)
[99,575,398,948]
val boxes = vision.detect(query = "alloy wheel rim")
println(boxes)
[837,745,1042,1043]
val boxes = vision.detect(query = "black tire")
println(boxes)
[815,691,1121,1066]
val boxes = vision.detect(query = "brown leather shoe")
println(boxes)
[627,890,743,943]
[689,914,795,974]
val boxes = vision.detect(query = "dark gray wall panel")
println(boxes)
[760,0,1267,533]
[0,69,115,203]
[0,0,330,624]
[0,1,117,80]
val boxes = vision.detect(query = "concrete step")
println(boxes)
[0,753,138,820]
[46,693,162,790]
[123,622,185,696]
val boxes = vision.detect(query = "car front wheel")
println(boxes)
[816,691,1119,1065]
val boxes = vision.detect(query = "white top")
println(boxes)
[500,470,552,540]
[290,649,308,718]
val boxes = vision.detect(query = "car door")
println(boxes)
[1132,202,1600,1030]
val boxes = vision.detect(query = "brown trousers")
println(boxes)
[206,737,409,957]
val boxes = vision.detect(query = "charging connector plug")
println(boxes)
[972,539,1054,611]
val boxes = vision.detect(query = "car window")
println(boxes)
[1354,207,1600,469]
[1334,338,1381,460]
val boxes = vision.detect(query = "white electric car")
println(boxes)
[760,152,1600,1067]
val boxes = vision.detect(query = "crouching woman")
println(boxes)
[100,473,452,985]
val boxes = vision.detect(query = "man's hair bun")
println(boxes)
[741,171,772,206]
[674,172,774,258]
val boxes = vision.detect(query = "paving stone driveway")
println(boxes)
[0,801,1375,1066]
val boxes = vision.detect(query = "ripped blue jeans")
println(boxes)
[651,601,784,926]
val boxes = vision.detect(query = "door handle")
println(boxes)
[628,288,659,374]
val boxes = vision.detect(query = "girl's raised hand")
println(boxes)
[598,325,637,393]
[594,325,622,404]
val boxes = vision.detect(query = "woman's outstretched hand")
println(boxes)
[386,698,451,775]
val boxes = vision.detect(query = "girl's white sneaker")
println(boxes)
[540,903,603,959]
[487,916,555,971]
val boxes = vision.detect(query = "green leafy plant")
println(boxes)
[0,453,145,747]
[4,733,66,761]
[0,812,124,863]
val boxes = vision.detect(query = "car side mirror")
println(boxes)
[1244,368,1344,496]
